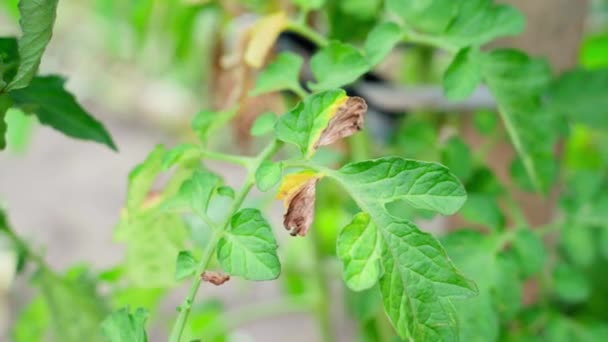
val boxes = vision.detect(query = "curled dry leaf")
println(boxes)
[276,171,324,236]
[315,96,367,148]
[201,271,230,286]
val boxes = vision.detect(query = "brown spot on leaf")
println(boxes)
[202,271,230,286]
[283,178,319,237]
[315,96,367,148]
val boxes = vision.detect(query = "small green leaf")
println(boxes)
[482,50,557,192]
[274,89,347,158]
[217,208,281,280]
[191,108,237,144]
[364,22,402,66]
[100,307,149,342]
[126,145,166,213]
[250,112,277,136]
[443,47,482,100]
[8,76,116,150]
[473,109,498,136]
[546,68,608,128]
[172,170,222,216]
[337,212,383,291]
[255,160,283,192]
[7,0,59,90]
[387,0,457,34]
[512,228,545,278]
[441,136,473,182]
[162,144,201,170]
[175,251,198,281]
[552,263,590,304]
[560,223,596,268]
[251,53,303,96]
[309,42,369,91]
[217,185,235,199]
[459,194,505,231]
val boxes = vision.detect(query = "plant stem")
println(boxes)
[199,149,253,167]
[310,223,333,342]
[0,217,49,273]
[169,140,283,342]
[286,21,329,47]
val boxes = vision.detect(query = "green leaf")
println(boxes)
[333,157,468,215]
[274,89,347,158]
[512,228,545,278]
[172,170,222,216]
[481,50,557,192]
[162,144,201,170]
[443,0,524,47]
[552,263,590,304]
[386,0,457,34]
[345,285,382,322]
[459,194,505,231]
[327,157,475,340]
[0,37,19,88]
[101,307,149,342]
[251,53,303,96]
[0,94,11,149]
[443,47,482,100]
[337,212,383,291]
[217,208,281,280]
[580,33,608,69]
[255,160,282,192]
[7,0,59,90]
[441,136,473,182]
[191,108,237,144]
[546,69,608,128]
[175,250,198,281]
[290,0,324,10]
[309,42,369,91]
[11,296,49,342]
[217,185,235,199]
[560,223,596,268]
[364,22,402,66]
[250,112,277,136]
[8,76,116,149]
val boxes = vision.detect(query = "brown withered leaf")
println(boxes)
[202,271,230,286]
[315,96,367,148]
[282,177,319,237]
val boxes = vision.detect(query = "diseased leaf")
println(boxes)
[364,22,402,66]
[326,157,475,340]
[443,47,482,100]
[217,209,281,280]
[251,53,303,96]
[250,112,277,136]
[481,50,558,192]
[275,90,367,158]
[546,68,608,128]
[276,171,324,236]
[8,76,116,149]
[337,212,382,291]
[7,0,59,90]
[309,42,370,91]
[202,271,231,286]
[175,251,198,281]
[101,308,149,342]
[255,160,283,192]
[245,12,288,68]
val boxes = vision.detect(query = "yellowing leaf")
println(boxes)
[245,12,288,69]
[276,171,324,236]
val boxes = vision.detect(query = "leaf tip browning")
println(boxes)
[276,171,324,236]
[202,271,230,286]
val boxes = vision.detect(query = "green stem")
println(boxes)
[286,21,329,47]
[204,295,316,339]
[310,222,333,342]
[0,217,49,272]
[169,140,283,342]
[200,149,253,167]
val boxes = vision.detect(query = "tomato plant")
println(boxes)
[2,0,608,341]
